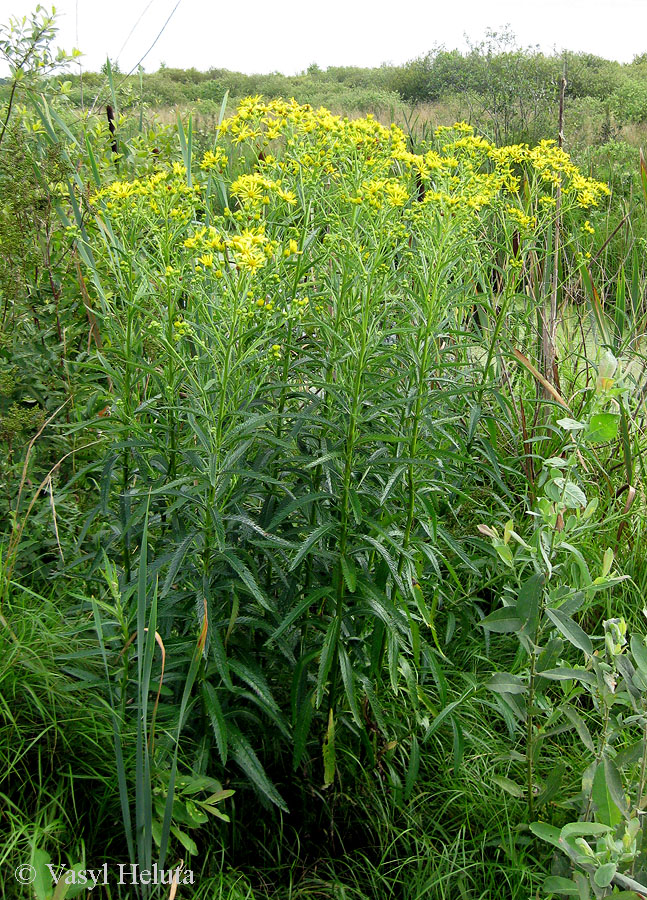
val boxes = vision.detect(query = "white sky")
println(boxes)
[1,0,647,76]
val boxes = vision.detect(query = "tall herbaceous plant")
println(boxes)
[77,99,611,810]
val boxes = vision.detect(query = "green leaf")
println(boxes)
[32,849,54,900]
[338,645,362,725]
[562,707,594,753]
[529,822,562,849]
[585,414,619,444]
[340,555,357,592]
[170,825,198,856]
[557,418,585,432]
[478,607,522,633]
[202,682,228,764]
[560,821,611,839]
[405,735,420,801]
[223,550,272,612]
[492,775,525,797]
[485,672,527,694]
[323,708,336,786]
[593,862,617,888]
[539,667,597,685]
[495,543,514,566]
[536,762,565,808]
[316,617,341,707]
[592,759,626,826]
[545,478,587,509]
[162,532,195,597]
[545,607,593,656]
[517,573,544,634]
[542,875,579,895]
[631,634,647,675]
[293,691,315,770]
[290,523,336,571]
[229,729,288,811]
[267,587,328,644]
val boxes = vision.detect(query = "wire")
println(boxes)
[123,0,184,76]
[85,0,184,117]
[115,0,158,65]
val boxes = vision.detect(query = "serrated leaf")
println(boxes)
[229,729,288,811]
[338,644,362,725]
[340,555,357,592]
[162,532,195,597]
[316,617,341,707]
[290,523,336,572]
[202,682,228,764]
[293,691,314,770]
[223,550,272,611]
[323,708,335,786]
[405,735,420,801]
[32,849,54,900]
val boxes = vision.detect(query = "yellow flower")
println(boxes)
[200,148,227,171]
[384,182,408,207]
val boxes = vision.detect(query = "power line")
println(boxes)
[115,0,158,65]
[85,0,184,117]
[123,0,184,76]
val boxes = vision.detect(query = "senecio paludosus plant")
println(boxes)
[68,98,613,836]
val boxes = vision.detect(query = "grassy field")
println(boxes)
[4,9,647,900]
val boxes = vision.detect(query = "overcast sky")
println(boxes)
[2,0,647,76]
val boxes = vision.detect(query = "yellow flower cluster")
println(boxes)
[87,97,611,304]
[200,147,228,171]
[231,173,296,207]
[506,206,537,232]
[228,226,274,273]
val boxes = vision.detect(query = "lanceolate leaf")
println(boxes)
[316,617,341,708]
[485,672,527,695]
[517,572,544,634]
[545,607,593,656]
[229,729,288,812]
[323,708,336,786]
[202,682,228,764]
[478,606,522,633]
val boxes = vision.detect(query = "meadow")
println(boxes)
[4,9,647,900]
